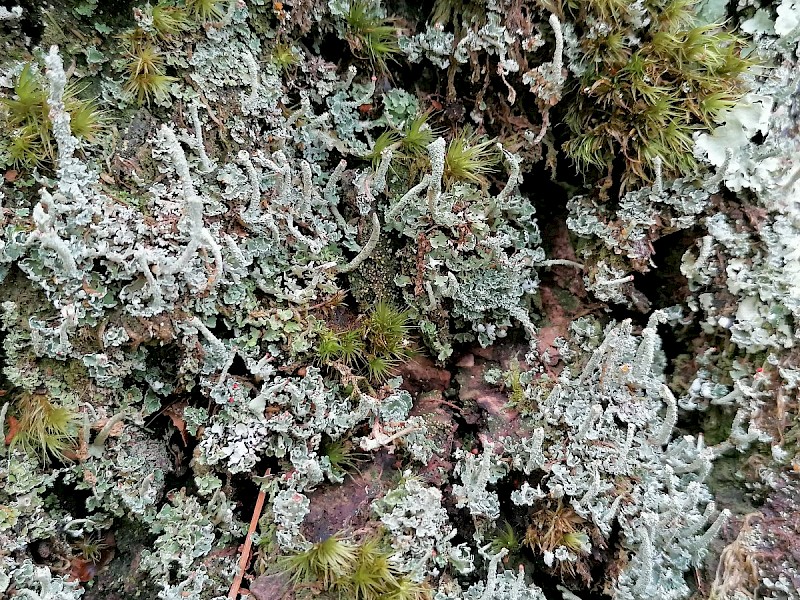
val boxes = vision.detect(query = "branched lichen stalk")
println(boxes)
[508,305,537,340]
[136,251,163,304]
[213,347,238,391]
[654,155,664,193]
[478,544,509,599]
[243,50,260,108]
[0,402,8,455]
[239,151,261,214]
[599,495,623,534]
[579,323,622,383]
[264,151,292,201]
[223,234,246,267]
[63,517,99,534]
[633,309,667,380]
[239,151,280,240]
[549,13,563,77]
[681,501,715,539]
[780,162,800,192]
[424,280,438,311]
[372,147,395,195]
[617,423,636,469]
[299,160,313,215]
[652,385,678,446]
[324,160,347,203]
[580,469,601,507]
[27,47,83,278]
[87,411,125,458]
[188,315,225,351]
[286,94,309,127]
[599,274,635,286]
[44,46,76,162]
[522,428,545,473]
[539,259,584,270]
[325,160,349,229]
[633,527,654,595]
[30,194,79,277]
[530,110,550,145]
[575,404,602,440]
[385,175,431,221]
[190,103,214,173]
[158,125,223,288]
[426,138,446,218]
[360,422,422,451]
[337,212,380,273]
[691,509,730,563]
[495,146,522,205]
[673,451,712,478]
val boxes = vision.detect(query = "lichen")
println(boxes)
[0,0,797,597]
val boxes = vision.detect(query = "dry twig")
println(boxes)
[229,469,271,599]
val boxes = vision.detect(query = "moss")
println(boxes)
[562,0,752,189]
[0,62,105,170]
[151,4,192,39]
[120,35,177,105]
[552,288,580,313]
[344,0,400,73]
[320,437,367,480]
[185,0,227,23]
[443,127,500,188]
[489,520,522,557]
[368,111,440,178]
[310,299,414,384]
[347,236,400,311]
[7,392,82,464]
[270,42,300,71]
[280,534,360,588]
[280,533,430,600]
[524,499,593,582]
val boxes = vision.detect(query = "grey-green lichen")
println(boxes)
[0,0,798,598]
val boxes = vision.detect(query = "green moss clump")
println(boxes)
[1,63,104,170]
[185,0,226,22]
[344,0,400,73]
[312,300,415,384]
[280,534,430,600]
[562,0,752,189]
[120,33,177,105]
[443,127,500,189]
[7,392,82,464]
[151,4,192,39]
[320,437,367,479]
